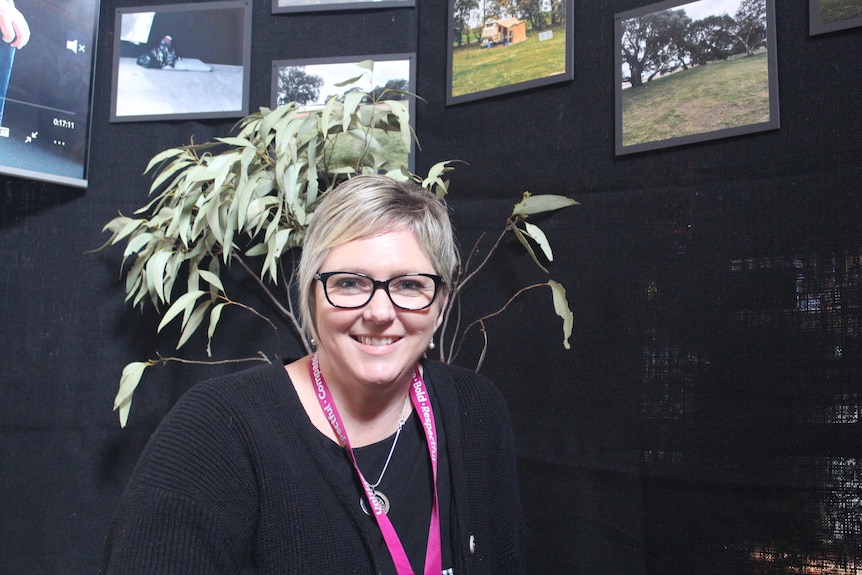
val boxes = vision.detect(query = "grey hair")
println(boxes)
[297,174,458,344]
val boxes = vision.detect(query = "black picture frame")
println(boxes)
[810,0,862,35]
[615,0,779,156]
[110,0,251,123]
[446,0,574,105]
[272,0,414,14]
[0,0,101,188]
[270,53,417,171]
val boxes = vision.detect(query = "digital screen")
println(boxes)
[0,0,100,188]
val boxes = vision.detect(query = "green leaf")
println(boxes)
[334,74,366,87]
[106,216,143,245]
[207,302,227,355]
[548,280,573,350]
[274,228,292,257]
[177,300,210,349]
[522,221,553,262]
[122,232,153,257]
[157,290,206,332]
[321,96,339,135]
[342,91,366,131]
[198,269,225,293]
[383,100,413,151]
[215,136,255,148]
[511,225,549,274]
[145,147,186,174]
[114,361,150,428]
[205,184,225,245]
[244,243,267,257]
[149,156,192,194]
[145,250,172,303]
[422,160,459,198]
[512,194,579,216]
[260,102,296,137]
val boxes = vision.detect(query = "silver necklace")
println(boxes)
[359,394,410,516]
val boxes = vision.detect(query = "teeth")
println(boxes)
[358,336,395,346]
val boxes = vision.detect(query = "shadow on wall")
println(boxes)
[0,177,83,228]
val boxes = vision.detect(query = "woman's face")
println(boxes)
[313,228,446,392]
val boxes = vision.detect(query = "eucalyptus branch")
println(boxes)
[437,221,510,363]
[220,294,282,348]
[449,282,550,368]
[279,251,313,354]
[231,253,292,319]
[150,350,272,367]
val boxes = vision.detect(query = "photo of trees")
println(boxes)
[270,56,414,168]
[272,58,411,108]
[616,0,778,154]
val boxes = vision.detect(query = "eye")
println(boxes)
[330,274,371,293]
[391,276,432,294]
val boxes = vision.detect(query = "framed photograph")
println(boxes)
[0,0,101,188]
[272,0,414,15]
[110,0,251,123]
[446,0,574,105]
[615,0,779,156]
[271,53,417,170]
[810,0,862,35]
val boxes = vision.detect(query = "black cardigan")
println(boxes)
[100,359,526,574]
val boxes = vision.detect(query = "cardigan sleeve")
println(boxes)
[100,378,261,574]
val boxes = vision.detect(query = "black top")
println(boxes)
[100,359,526,574]
[326,372,453,574]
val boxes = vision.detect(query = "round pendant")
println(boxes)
[360,489,391,516]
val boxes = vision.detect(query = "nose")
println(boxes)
[363,285,397,323]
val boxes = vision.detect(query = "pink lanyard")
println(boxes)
[310,353,442,575]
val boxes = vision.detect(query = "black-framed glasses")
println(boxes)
[315,271,444,311]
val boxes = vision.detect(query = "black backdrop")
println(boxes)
[1,0,861,573]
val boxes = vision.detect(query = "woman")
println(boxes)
[101,174,526,574]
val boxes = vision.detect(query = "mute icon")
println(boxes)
[66,38,85,54]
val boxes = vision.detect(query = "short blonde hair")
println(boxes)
[297,174,457,343]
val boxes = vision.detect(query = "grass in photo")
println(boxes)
[622,52,770,147]
[450,23,567,97]
[447,0,572,104]
[818,0,862,23]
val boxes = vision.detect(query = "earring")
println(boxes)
[428,338,436,351]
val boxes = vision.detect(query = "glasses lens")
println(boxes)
[323,273,375,308]
[387,275,438,310]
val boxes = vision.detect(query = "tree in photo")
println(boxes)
[549,0,566,26]
[452,0,479,46]
[514,0,549,31]
[371,78,410,102]
[620,9,690,88]
[687,14,736,66]
[733,0,767,56]
[277,67,324,107]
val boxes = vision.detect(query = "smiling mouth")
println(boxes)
[355,336,399,346]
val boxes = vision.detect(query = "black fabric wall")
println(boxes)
[1,0,860,573]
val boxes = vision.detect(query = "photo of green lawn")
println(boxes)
[811,0,862,34]
[616,0,778,154]
[621,52,771,147]
[450,24,568,99]
[818,0,862,23]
